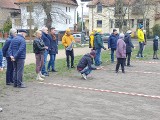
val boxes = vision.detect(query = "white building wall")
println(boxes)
[12,2,77,31]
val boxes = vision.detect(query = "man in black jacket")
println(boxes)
[77,50,102,80]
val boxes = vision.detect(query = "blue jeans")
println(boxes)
[94,48,101,66]
[41,50,49,74]
[137,42,144,57]
[111,48,116,62]
[80,66,92,76]
[47,54,56,71]
[13,59,25,87]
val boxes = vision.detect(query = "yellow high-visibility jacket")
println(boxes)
[89,35,94,48]
[62,33,75,47]
[137,29,145,43]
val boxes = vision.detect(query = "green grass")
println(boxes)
[26,43,84,53]
[0,44,159,87]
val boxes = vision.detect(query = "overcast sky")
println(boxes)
[76,0,89,16]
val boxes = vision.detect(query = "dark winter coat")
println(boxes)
[33,38,45,54]
[41,32,50,49]
[124,33,134,53]
[2,35,14,57]
[94,33,105,49]
[108,33,119,49]
[153,38,159,51]
[77,53,97,70]
[48,34,58,55]
[8,34,26,60]
[0,49,2,67]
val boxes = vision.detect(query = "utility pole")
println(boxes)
[81,2,84,32]
[29,0,32,43]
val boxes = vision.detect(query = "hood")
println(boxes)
[94,32,100,36]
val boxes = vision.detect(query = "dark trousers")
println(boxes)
[35,53,44,74]
[6,57,14,84]
[137,42,144,57]
[65,49,74,67]
[153,50,158,58]
[111,48,116,62]
[13,59,25,87]
[116,58,125,72]
[125,53,131,66]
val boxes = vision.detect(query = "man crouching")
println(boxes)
[77,50,102,80]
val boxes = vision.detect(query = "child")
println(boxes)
[153,36,159,59]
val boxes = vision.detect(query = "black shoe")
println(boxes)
[6,83,12,85]
[51,70,58,72]
[115,70,118,73]
[122,71,125,73]
[43,73,49,76]
[17,85,26,88]
[127,65,133,67]
[71,66,75,68]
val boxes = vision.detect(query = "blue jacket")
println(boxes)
[153,38,159,51]
[48,34,58,54]
[108,33,119,49]
[2,35,14,57]
[124,33,134,53]
[8,34,26,60]
[94,33,105,49]
[0,49,2,67]
[41,32,50,49]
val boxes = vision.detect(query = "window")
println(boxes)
[69,7,70,12]
[27,6,33,12]
[14,19,21,26]
[69,19,70,24]
[66,19,67,24]
[27,19,34,26]
[110,19,113,28]
[115,19,121,28]
[97,2,102,13]
[123,19,127,26]
[97,20,102,27]
[66,7,67,12]
[131,19,134,28]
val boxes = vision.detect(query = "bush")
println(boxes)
[152,24,160,37]
[3,18,12,33]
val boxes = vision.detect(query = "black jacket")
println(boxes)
[77,54,97,70]
[124,33,134,53]
[33,38,45,54]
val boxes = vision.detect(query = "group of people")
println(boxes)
[0,23,159,84]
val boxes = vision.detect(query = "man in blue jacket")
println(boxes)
[8,29,27,88]
[41,27,50,76]
[2,28,17,85]
[47,27,58,72]
[0,49,3,71]
[108,29,119,63]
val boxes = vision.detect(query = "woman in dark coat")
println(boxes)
[124,30,134,66]
[47,28,58,72]
[153,36,159,59]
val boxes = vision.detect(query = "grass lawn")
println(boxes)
[0,43,159,87]
[26,43,85,53]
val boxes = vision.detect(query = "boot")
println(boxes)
[36,73,44,81]
[39,72,45,78]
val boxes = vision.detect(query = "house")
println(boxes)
[87,0,160,36]
[13,0,78,31]
[0,0,19,30]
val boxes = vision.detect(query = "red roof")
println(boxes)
[0,0,19,9]
[15,0,78,6]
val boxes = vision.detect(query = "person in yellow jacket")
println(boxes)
[62,28,75,69]
[136,24,145,58]
[89,32,94,49]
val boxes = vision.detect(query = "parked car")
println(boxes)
[102,33,110,43]
[72,33,81,43]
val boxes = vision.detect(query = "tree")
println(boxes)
[3,18,12,33]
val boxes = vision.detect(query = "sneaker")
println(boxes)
[36,76,44,81]
[81,73,87,80]
[43,73,49,76]
[71,66,75,68]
